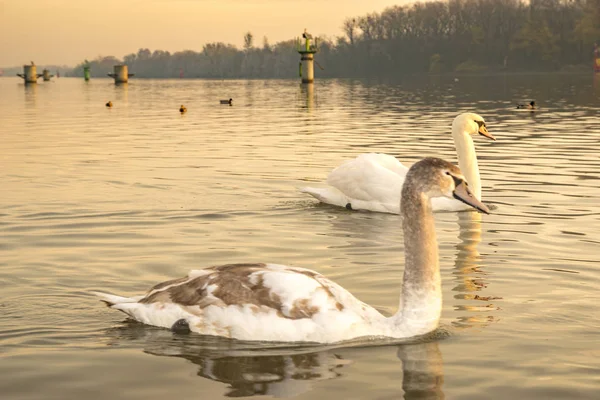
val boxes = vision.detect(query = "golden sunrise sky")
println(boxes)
[0,0,418,67]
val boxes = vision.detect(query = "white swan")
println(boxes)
[94,157,490,344]
[301,112,495,214]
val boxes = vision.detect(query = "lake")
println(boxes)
[1,74,599,399]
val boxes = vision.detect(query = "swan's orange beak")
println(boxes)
[478,124,495,141]
[479,124,496,140]
[453,180,490,214]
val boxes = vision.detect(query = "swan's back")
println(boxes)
[328,153,407,179]
[324,153,408,212]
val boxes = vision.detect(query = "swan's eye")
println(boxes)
[445,171,450,176]
[475,120,485,128]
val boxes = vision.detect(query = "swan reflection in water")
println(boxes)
[103,322,445,399]
[451,211,501,330]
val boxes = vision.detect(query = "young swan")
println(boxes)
[300,112,495,214]
[94,158,489,344]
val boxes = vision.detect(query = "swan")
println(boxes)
[300,112,495,214]
[93,157,490,344]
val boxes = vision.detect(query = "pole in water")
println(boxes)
[107,65,134,84]
[297,29,318,84]
[16,63,41,84]
[42,69,54,81]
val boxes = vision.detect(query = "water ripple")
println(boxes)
[1,75,599,399]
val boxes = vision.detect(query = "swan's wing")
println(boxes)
[98,263,383,342]
[326,153,407,208]
[137,263,377,319]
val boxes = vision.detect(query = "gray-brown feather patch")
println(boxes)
[148,275,191,292]
[139,263,341,319]
[206,263,268,272]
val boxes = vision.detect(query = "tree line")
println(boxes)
[68,0,599,79]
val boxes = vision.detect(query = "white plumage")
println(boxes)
[301,112,495,214]
[302,153,408,214]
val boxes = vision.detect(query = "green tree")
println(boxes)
[510,19,560,67]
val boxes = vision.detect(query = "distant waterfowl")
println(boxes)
[301,112,495,214]
[94,157,490,343]
[179,105,187,113]
[220,98,232,105]
[105,101,113,108]
[516,100,536,110]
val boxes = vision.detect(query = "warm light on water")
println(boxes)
[1,75,599,399]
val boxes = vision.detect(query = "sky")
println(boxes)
[0,0,416,67]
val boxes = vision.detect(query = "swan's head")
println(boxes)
[404,157,490,214]
[452,113,495,141]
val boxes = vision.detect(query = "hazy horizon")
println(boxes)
[0,0,416,67]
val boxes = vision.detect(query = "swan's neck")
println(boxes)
[393,191,442,335]
[453,130,481,200]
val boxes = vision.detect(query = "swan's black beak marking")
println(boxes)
[476,121,495,141]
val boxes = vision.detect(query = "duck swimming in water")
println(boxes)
[106,101,113,108]
[179,105,187,113]
[516,100,536,110]
[220,98,232,105]
[93,157,490,344]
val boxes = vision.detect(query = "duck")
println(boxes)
[516,100,535,110]
[105,101,113,108]
[301,112,495,214]
[93,157,490,344]
[220,98,232,105]
[179,105,187,113]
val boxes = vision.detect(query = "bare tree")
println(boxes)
[343,18,358,44]
[243,32,254,51]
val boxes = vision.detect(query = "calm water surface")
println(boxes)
[1,75,599,399]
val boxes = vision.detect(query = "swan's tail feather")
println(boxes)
[300,187,330,202]
[91,291,138,307]
[300,186,348,207]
